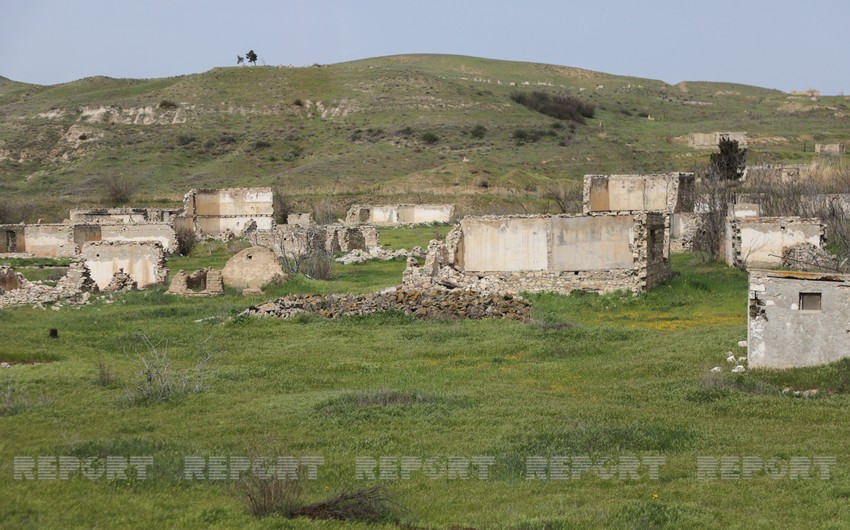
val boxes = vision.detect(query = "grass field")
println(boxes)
[2,244,850,528]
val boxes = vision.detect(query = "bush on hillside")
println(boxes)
[511,91,595,124]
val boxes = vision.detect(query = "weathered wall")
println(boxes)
[815,144,846,157]
[582,173,695,214]
[405,213,671,295]
[742,164,810,183]
[183,188,275,236]
[0,225,26,253]
[688,132,748,149]
[748,269,850,368]
[726,217,824,269]
[251,224,379,259]
[345,204,455,226]
[69,208,179,224]
[221,246,286,291]
[100,223,176,252]
[81,241,167,290]
[23,224,76,258]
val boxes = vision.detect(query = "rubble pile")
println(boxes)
[336,246,424,265]
[242,287,531,321]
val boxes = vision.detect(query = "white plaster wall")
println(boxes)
[24,225,72,257]
[740,224,821,267]
[82,243,163,289]
[461,218,548,272]
[550,216,633,271]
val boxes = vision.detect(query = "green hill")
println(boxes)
[1,54,847,220]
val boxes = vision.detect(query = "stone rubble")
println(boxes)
[0,260,97,308]
[336,246,424,265]
[102,268,137,292]
[241,287,531,321]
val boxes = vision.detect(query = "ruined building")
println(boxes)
[345,204,455,226]
[179,188,275,237]
[748,269,850,368]
[725,217,824,269]
[404,213,671,295]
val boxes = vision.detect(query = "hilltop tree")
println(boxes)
[246,50,258,66]
[236,55,244,65]
[709,137,747,181]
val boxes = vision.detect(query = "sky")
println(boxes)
[2,0,849,94]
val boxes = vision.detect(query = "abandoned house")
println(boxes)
[687,132,748,149]
[81,241,167,290]
[345,204,455,226]
[404,212,671,295]
[179,187,275,237]
[725,217,824,269]
[748,269,850,368]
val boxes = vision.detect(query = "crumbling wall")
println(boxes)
[251,224,379,259]
[183,188,275,237]
[742,164,810,183]
[69,208,179,224]
[815,144,846,157]
[21,224,77,258]
[221,246,286,291]
[286,213,315,226]
[0,260,96,307]
[81,241,167,290]
[725,217,824,269]
[0,225,25,253]
[688,132,748,149]
[748,269,850,368]
[582,173,695,214]
[167,268,224,296]
[404,213,670,295]
[99,223,176,253]
[345,204,455,226]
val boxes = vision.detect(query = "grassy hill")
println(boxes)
[1,54,848,220]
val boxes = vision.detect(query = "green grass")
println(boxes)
[377,225,452,250]
[2,251,850,527]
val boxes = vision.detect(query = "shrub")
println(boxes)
[176,134,195,146]
[175,227,197,256]
[511,91,595,123]
[273,189,291,225]
[301,249,334,280]
[158,100,179,109]
[251,139,271,151]
[398,126,414,136]
[420,132,439,145]
[311,200,336,225]
[292,99,303,107]
[123,335,214,407]
[95,359,115,387]
[101,175,136,204]
[470,124,487,139]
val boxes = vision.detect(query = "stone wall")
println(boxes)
[748,269,850,368]
[688,132,748,149]
[69,207,179,224]
[20,224,77,258]
[815,144,846,157]
[0,260,96,307]
[251,224,379,259]
[725,217,824,269]
[582,173,695,214]
[742,164,810,183]
[404,213,671,295]
[345,204,455,226]
[100,223,176,253]
[81,241,167,290]
[182,188,275,237]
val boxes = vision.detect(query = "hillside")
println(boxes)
[1,54,848,220]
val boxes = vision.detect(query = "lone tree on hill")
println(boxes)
[709,137,747,181]
[236,55,244,65]
[246,50,258,66]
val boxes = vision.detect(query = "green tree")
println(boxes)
[246,50,258,66]
[709,137,747,180]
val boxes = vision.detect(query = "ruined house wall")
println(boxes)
[345,204,455,226]
[742,164,810,183]
[250,224,379,259]
[22,224,77,258]
[406,213,670,295]
[0,225,26,253]
[81,241,167,290]
[688,132,748,149]
[815,144,846,157]
[582,173,695,214]
[725,217,824,269]
[748,269,850,369]
[99,223,176,253]
[183,188,275,236]
[68,208,179,224]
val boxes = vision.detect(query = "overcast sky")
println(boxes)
[2,0,848,94]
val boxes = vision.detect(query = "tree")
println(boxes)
[236,55,244,65]
[246,50,258,66]
[709,137,747,181]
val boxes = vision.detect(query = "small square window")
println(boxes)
[800,292,822,311]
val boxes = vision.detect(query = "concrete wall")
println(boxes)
[726,217,824,269]
[405,213,671,295]
[81,241,166,290]
[583,173,695,214]
[22,225,76,258]
[183,188,275,237]
[688,132,748,149]
[748,269,850,368]
[346,204,455,226]
[251,224,379,259]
